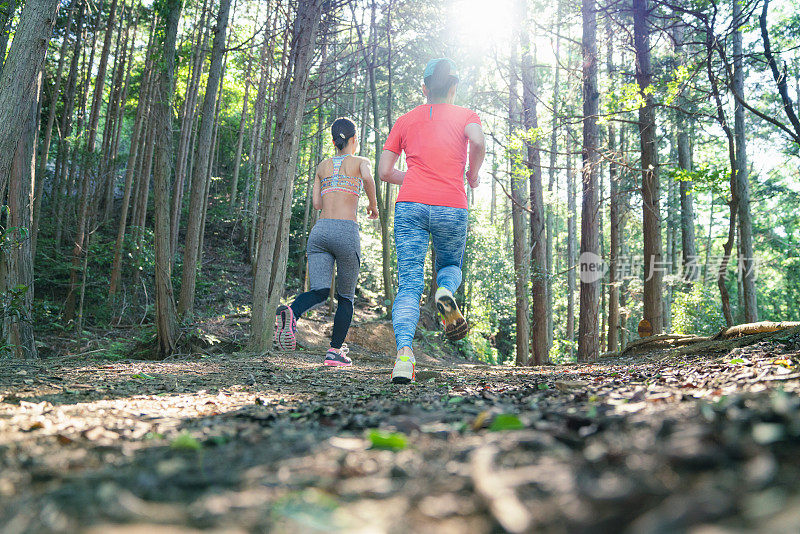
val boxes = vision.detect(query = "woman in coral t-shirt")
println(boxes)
[378,57,486,384]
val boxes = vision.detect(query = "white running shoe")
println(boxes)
[391,347,415,384]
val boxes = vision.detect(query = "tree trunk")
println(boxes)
[32,1,76,258]
[0,0,60,357]
[519,5,548,365]
[353,0,393,308]
[249,0,324,352]
[150,0,183,358]
[545,1,562,352]
[577,0,601,362]
[705,24,738,327]
[100,8,131,222]
[733,0,758,323]
[171,0,211,256]
[64,16,100,323]
[607,24,620,354]
[249,21,285,261]
[3,92,38,358]
[178,0,232,319]
[53,1,85,247]
[87,0,118,155]
[109,20,155,299]
[509,43,530,367]
[674,23,697,284]
[633,0,663,334]
[566,134,576,358]
[230,55,252,209]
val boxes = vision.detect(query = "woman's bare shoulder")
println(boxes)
[351,155,372,166]
[316,157,332,174]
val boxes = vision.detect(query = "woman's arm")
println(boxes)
[312,163,323,210]
[465,122,486,189]
[360,159,379,220]
[378,149,406,185]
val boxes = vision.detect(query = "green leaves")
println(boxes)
[170,432,202,451]
[368,429,407,451]
[488,414,524,432]
[131,372,156,380]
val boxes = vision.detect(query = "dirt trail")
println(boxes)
[2,335,800,533]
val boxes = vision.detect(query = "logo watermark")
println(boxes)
[597,254,761,284]
[579,252,607,284]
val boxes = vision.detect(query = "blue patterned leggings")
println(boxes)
[392,201,468,351]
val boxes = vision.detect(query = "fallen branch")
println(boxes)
[713,321,800,340]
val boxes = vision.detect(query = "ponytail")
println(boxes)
[331,117,357,151]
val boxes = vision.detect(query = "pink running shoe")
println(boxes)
[324,344,352,367]
[275,305,297,351]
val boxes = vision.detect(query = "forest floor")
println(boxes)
[6,219,800,532]
[2,330,800,533]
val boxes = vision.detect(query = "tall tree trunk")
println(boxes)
[578,0,600,362]
[64,16,99,323]
[249,0,324,352]
[171,0,211,256]
[607,23,620,354]
[509,43,530,367]
[249,22,285,260]
[519,5,548,365]
[178,0,232,319]
[87,0,118,155]
[566,134,576,358]
[705,25,738,327]
[353,0,393,308]
[546,1,562,352]
[32,1,76,258]
[100,8,131,222]
[633,0,663,334]
[0,0,60,357]
[53,1,85,247]
[151,0,183,358]
[109,19,156,299]
[230,55,252,209]
[3,92,38,359]
[673,22,698,284]
[733,0,758,322]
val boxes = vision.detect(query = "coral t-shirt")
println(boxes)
[383,103,481,209]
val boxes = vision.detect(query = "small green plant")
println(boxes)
[170,432,202,451]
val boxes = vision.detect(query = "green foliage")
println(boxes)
[170,432,202,451]
[488,413,524,432]
[672,284,726,336]
[368,429,408,451]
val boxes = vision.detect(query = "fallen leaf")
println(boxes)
[368,429,407,451]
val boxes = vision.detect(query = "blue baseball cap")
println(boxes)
[423,57,459,83]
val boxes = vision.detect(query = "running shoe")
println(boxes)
[391,347,415,384]
[324,344,352,367]
[275,305,297,351]
[435,287,469,341]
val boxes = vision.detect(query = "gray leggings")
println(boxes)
[307,218,361,302]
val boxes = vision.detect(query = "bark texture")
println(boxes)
[249,0,324,352]
[578,0,600,362]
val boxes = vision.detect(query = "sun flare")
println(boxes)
[447,0,516,51]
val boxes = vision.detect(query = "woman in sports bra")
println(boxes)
[275,117,379,367]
